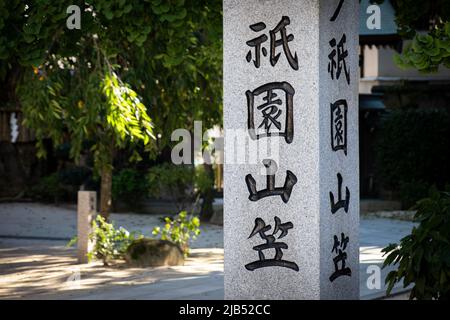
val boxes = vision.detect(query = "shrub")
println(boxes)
[195,165,215,195]
[28,173,65,203]
[399,181,431,209]
[29,166,93,203]
[58,166,91,187]
[112,168,148,207]
[147,163,195,210]
[376,108,450,206]
[195,165,215,221]
[69,215,139,266]
[152,211,201,257]
[147,163,217,216]
[382,190,450,300]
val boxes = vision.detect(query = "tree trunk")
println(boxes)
[100,165,113,219]
[200,163,215,222]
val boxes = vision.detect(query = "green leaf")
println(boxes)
[104,10,113,20]
[152,3,170,15]
[123,4,132,13]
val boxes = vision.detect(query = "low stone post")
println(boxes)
[77,191,96,264]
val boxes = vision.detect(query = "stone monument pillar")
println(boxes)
[77,191,96,264]
[224,0,359,299]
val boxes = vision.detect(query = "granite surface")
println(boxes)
[224,0,359,299]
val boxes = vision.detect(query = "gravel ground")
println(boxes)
[0,202,415,299]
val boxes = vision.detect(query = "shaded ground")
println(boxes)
[0,203,222,248]
[0,203,415,299]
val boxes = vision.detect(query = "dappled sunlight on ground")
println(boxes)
[0,239,223,300]
[0,203,417,299]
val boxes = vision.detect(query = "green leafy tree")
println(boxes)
[374,0,450,72]
[382,190,450,300]
[0,1,222,217]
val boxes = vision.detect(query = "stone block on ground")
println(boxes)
[125,238,184,267]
